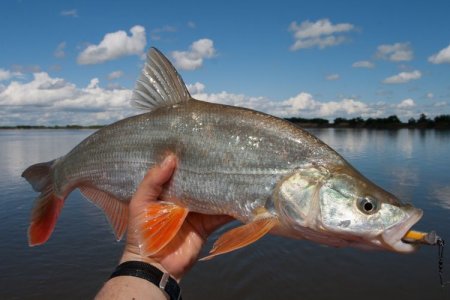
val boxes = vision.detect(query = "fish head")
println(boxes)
[274,165,423,252]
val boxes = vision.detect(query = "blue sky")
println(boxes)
[1,0,450,125]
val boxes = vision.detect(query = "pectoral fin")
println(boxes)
[137,201,189,257]
[201,217,278,260]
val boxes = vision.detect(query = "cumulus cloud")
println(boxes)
[397,98,415,108]
[171,39,216,70]
[190,83,370,118]
[352,60,374,68]
[288,19,355,51]
[54,42,66,58]
[0,68,22,81]
[428,44,450,64]
[383,70,421,84]
[0,72,133,125]
[77,25,146,65]
[376,42,413,61]
[0,74,441,126]
[107,70,124,80]
[60,9,78,17]
[325,74,340,81]
[0,69,12,81]
[187,82,205,94]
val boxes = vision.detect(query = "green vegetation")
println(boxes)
[286,114,450,129]
[0,124,105,129]
[1,114,450,129]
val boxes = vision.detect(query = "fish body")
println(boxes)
[23,48,423,258]
[58,99,340,220]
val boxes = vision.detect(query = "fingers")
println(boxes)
[133,155,177,202]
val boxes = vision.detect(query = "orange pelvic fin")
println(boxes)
[79,185,129,241]
[138,201,188,257]
[201,216,278,261]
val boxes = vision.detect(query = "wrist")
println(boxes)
[120,246,170,278]
[109,261,182,300]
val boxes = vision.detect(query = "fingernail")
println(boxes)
[161,155,174,168]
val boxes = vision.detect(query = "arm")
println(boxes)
[96,155,232,299]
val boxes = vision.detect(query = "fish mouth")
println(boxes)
[381,207,423,253]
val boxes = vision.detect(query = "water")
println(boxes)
[0,129,449,299]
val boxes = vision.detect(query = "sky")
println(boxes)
[1,0,450,125]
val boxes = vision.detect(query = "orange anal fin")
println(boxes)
[138,201,188,257]
[201,217,278,261]
[79,185,129,241]
[28,193,64,246]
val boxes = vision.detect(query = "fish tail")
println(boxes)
[22,160,64,246]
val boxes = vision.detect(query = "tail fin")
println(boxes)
[22,160,64,246]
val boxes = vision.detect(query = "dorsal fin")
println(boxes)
[131,47,191,111]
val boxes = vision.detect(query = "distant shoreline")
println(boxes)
[0,125,104,130]
[2,114,450,130]
[286,113,450,129]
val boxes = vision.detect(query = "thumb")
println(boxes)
[132,155,177,205]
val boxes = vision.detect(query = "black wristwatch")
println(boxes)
[110,261,182,300]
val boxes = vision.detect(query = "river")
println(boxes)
[0,128,448,299]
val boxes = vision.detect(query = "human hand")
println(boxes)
[120,154,233,281]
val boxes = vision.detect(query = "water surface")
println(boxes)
[0,129,449,299]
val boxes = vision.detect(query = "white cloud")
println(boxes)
[0,72,133,125]
[54,42,66,58]
[352,60,374,68]
[383,70,421,84]
[171,39,216,70]
[0,68,22,81]
[326,74,340,81]
[426,92,434,99]
[1,74,444,126]
[60,9,78,17]
[191,84,369,118]
[107,70,124,80]
[187,21,196,29]
[0,69,12,81]
[288,19,355,51]
[318,99,369,116]
[397,98,415,108]
[77,25,146,65]
[428,44,450,64]
[187,82,205,94]
[376,42,413,61]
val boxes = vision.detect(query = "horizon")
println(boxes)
[1,0,450,126]
[3,112,448,128]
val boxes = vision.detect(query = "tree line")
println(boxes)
[286,114,450,129]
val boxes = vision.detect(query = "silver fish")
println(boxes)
[22,48,423,259]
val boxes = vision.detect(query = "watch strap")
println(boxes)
[110,261,182,300]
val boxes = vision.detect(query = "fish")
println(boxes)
[22,47,426,260]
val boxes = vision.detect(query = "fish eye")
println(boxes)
[357,197,379,214]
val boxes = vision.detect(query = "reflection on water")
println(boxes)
[431,185,450,211]
[1,129,449,299]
